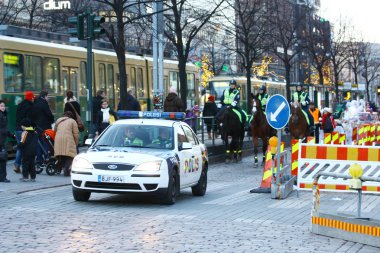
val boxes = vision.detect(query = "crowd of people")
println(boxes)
[0,87,141,183]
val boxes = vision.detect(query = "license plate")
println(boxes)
[98,175,125,183]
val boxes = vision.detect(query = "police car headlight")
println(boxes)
[134,161,162,171]
[73,157,93,169]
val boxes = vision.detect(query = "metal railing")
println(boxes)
[312,172,380,218]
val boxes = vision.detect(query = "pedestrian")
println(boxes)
[92,90,106,135]
[32,90,54,164]
[117,88,141,111]
[18,119,38,182]
[164,86,185,112]
[14,91,35,173]
[203,95,218,139]
[64,90,80,116]
[309,102,322,143]
[54,111,79,176]
[322,108,336,134]
[96,99,118,136]
[0,100,15,183]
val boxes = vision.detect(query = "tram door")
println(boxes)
[62,67,79,98]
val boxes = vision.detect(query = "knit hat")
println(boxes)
[324,107,332,114]
[208,95,215,102]
[169,86,177,94]
[24,91,34,101]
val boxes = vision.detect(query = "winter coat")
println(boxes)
[92,95,103,123]
[18,127,38,159]
[15,100,34,131]
[203,101,218,125]
[54,117,79,158]
[64,101,81,116]
[322,113,336,133]
[0,110,13,148]
[32,97,54,131]
[96,108,118,134]
[164,93,185,112]
[117,93,141,111]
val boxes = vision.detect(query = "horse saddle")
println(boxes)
[232,108,248,124]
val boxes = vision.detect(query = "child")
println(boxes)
[18,119,38,182]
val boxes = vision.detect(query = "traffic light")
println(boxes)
[68,14,85,40]
[90,14,105,39]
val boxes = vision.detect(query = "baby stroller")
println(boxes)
[35,129,58,176]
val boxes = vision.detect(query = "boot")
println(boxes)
[13,164,21,173]
[208,132,212,139]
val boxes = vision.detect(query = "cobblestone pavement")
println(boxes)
[0,155,379,253]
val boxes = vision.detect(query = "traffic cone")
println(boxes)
[250,143,284,193]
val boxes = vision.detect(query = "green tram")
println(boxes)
[0,35,199,147]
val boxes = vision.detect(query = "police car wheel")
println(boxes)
[191,166,207,196]
[72,187,91,202]
[161,169,178,205]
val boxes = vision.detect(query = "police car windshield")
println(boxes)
[94,124,174,150]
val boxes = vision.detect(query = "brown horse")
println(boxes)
[219,106,245,163]
[289,101,309,140]
[250,98,277,167]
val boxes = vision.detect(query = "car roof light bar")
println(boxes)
[117,110,186,120]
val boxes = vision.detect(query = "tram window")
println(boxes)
[25,55,42,91]
[107,64,115,102]
[70,69,78,98]
[131,67,137,97]
[137,67,144,97]
[43,58,60,94]
[187,73,195,98]
[4,53,23,92]
[99,63,106,93]
[80,61,87,96]
[169,71,178,92]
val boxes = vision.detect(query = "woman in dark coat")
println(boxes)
[164,86,185,112]
[202,96,218,139]
[0,100,15,182]
[64,90,81,116]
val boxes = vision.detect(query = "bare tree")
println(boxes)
[306,17,331,85]
[347,38,366,88]
[266,0,305,101]
[93,0,154,109]
[221,0,267,110]
[361,43,380,102]
[19,0,46,29]
[163,0,225,105]
[327,18,351,100]
[0,0,23,25]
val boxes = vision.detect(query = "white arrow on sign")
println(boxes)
[270,102,286,122]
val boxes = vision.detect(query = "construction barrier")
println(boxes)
[297,143,380,192]
[291,137,315,176]
[352,127,358,144]
[376,124,380,144]
[358,124,369,146]
[331,132,339,144]
[369,124,376,145]
[323,133,331,144]
[339,134,346,145]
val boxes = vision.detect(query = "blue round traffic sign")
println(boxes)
[265,94,290,129]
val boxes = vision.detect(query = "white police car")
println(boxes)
[71,111,208,204]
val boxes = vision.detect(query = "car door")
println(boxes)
[176,125,193,186]
[182,125,202,184]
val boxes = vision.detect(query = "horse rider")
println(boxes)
[257,85,270,111]
[217,79,246,126]
[291,84,314,131]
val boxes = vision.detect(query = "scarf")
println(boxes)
[101,108,110,123]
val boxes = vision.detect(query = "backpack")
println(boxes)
[324,116,333,132]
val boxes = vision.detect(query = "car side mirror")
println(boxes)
[181,142,192,150]
[84,139,93,146]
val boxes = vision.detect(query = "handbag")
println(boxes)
[0,149,8,161]
[67,102,85,132]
